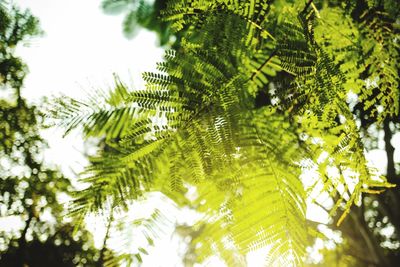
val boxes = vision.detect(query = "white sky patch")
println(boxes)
[15,0,164,101]
[392,132,400,163]
[246,246,271,267]
[366,149,387,174]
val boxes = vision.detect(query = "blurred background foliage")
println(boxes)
[101,0,173,46]
[0,3,105,266]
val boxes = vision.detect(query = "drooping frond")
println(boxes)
[180,107,308,265]
[357,6,399,122]
[313,2,400,123]
[51,76,137,141]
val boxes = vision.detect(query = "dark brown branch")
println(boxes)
[98,208,114,267]
[249,50,276,82]
[14,212,34,267]
[383,119,398,185]
[302,0,314,14]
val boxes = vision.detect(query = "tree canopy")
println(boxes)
[0,3,102,266]
[0,0,396,266]
[52,0,400,266]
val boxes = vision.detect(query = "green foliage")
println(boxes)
[0,3,41,89]
[314,1,400,124]
[53,0,399,266]
[101,0,173,45]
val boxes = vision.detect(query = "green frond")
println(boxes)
[52,1,399,265]
[50,78,137,141]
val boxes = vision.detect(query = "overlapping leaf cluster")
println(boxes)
[52,0,397,266]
